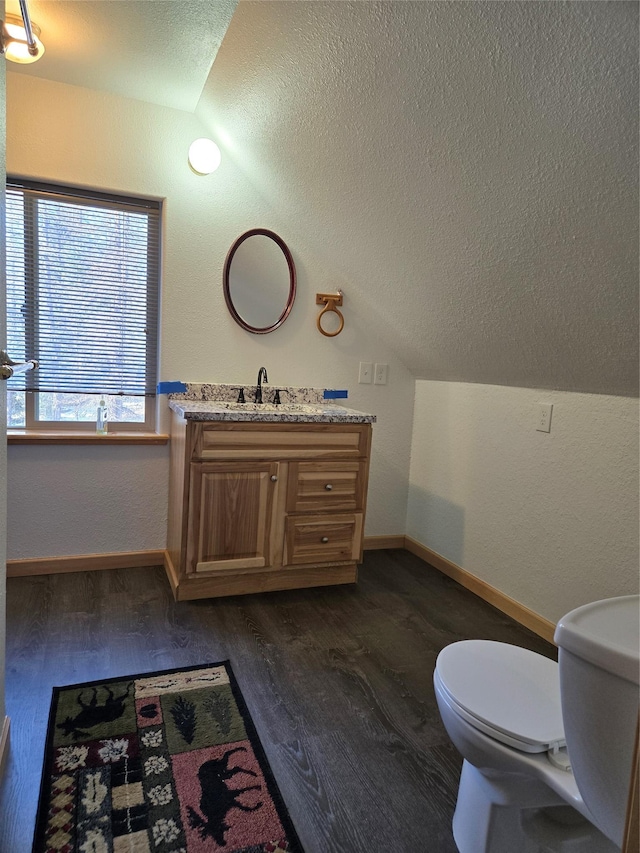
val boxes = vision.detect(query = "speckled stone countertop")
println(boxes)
[168,383,376,424]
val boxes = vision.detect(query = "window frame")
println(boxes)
[21,390,156,433]
[6,178,161,434]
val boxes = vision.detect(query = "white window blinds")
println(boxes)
[6,179,161,397]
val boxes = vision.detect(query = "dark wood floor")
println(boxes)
[0,549,555,853]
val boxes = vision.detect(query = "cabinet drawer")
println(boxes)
[284,513,363,565]
[192,422,370,461]
[287,461,365,512]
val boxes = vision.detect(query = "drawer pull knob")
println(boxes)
[325,484,333,491]
[321,536,329,543]
[270,475,278,482]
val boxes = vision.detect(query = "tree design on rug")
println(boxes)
[203,690,232,736]
[170,695,197,744]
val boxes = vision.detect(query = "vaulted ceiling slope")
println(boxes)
[198,1,639,397]
[7,0,237,111]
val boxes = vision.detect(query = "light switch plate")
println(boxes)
[359,362,373,384]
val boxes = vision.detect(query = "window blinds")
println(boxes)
[6,179,161,396]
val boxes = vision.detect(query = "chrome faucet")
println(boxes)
[255,366,268,403]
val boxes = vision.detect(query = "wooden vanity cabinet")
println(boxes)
[165,414,372,600]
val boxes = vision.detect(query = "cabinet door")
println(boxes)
[186,461,278,574]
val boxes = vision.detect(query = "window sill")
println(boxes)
[7,430,169,445]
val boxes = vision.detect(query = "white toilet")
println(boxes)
[433,595,639,853]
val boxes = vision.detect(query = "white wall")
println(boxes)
[407,381,639,624]
[7,445,168,559]
[5,73,414,559]
[198,1,638,397]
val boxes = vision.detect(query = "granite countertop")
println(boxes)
[168,399,376,424]
[167,383,376,424]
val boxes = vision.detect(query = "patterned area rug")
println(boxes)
[33,661,303,852]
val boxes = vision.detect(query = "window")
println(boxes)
[6,179,161,431]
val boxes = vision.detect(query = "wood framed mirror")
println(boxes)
[223,229,296,334]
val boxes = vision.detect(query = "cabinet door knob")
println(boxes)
[270,475,278,482]
[325,483,333,491]
[321,536,329,543]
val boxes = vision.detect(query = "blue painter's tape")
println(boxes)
[324,389,348,399]
[157,381,187,394]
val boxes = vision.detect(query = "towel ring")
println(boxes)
[316,291,344,337]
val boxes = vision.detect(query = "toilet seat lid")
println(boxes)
[435,640,565,751]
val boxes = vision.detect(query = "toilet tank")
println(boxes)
[554,595,639,847]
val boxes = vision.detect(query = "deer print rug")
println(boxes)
[32,661,303,853]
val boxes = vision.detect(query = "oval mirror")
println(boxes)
[223,229,296,334]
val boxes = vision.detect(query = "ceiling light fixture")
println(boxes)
[2,0,45,64]
[188,138,221,175]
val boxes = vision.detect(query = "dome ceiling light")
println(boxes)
[188,138,222,176]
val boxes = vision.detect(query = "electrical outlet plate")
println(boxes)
[374,363,388,385]
[536,403,553,433]
[359,362,373,384]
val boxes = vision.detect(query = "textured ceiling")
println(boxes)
[6,0,236,110]
[198,1,639,397]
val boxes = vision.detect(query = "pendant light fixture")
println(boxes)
[2,0,45,64]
